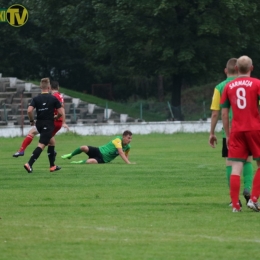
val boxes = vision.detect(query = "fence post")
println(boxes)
[20,93,24,136]
[140,102,142,120]
[73,103,77,122]
[203,101,206,120]
[105,101,108,120]
[167,101,174,119]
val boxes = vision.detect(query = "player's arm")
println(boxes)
[220,87,231,147]
[56,107,63,120]
[112,138,135,164]
[60,105,69,130]
[125,149,130,158]
[220,88,230,137]
[117,148,132,164]
[27,105,35,126]
[209,88,221,148]
[221,108,230,138]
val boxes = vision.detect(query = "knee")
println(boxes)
[80,146,89,153]
[38,143,45,150]
[246,156,253,163]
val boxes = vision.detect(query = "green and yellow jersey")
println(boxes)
[99,136,131,163]
[210,77,235,137]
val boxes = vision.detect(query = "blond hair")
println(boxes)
[236,56,252,74]
[40,78,50,90]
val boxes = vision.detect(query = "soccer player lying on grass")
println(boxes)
[61,130,135,164]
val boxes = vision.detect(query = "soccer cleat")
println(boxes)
[50,165,62,172]
[24,163,33,173]
[70,160,85,164]
[247,199,260,212]
[13,151,24,157]
[229,200,242,207]
[61,153,72,159]
[243,189,251,204]
[232,208,241,212]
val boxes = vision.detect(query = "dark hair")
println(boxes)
[123,130,132,136]
[226,58,237,74]
[51,81,59,90]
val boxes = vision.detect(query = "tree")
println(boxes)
[1,0,260,120]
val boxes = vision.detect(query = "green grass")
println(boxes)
[1,133,259,260]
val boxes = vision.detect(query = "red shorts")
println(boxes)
[228,130,260,161]
[52,120,62,137]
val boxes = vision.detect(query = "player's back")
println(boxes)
[226,76,260,131]
[31,93,61,121]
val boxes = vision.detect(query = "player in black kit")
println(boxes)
[24,78,63,173]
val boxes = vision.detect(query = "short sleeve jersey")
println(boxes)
[210,77,236,111]
[210,77,235,138]
[220,76,260,132]
[52,92,64,122]
[99,136,131,163]
[30,93,62,121]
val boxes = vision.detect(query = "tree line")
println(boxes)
[1,0,260,119]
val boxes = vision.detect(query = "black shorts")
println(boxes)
[222,138,228,157]
[87,146,105,163]
[36,120,54,146]
[222,138,252,158]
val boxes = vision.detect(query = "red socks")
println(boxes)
[19,134,34,152]
[230,175,240,209]
[251,168,260,202]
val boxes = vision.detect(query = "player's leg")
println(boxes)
[70,158,98,164]
[223,138,232,187]
[61,145,89,159]
[247,159,260,211]
[24,122,53,173]
[246,131,260,211]
[230,161,243,211]
[226,159,232,187]
[242,156,253,203]
[70,146,103,164]
[48,137,56,165]
[24,140,47,173]
[223,138,241,206]
[228,132,247,212]
[13,127,39,157]
[48,137,61,172]
[51,121,62,160]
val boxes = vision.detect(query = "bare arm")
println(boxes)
[209,87,221,148]
[27,106,35,126]
[221,108,230,148]
[117,148,132,164]
[209,110,219,148]
[60,106,69,130]
[56,107,63,120]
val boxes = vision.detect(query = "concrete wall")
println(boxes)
[0,120,223,137]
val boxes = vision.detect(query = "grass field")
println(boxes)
[1,132,259,260]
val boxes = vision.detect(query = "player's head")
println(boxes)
[122,130,133,145]
[236,55,253,74]
[51,81,59,90]
[40,78,50,91]
[224,58,237,76]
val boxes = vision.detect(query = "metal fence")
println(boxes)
[125,100,211,121]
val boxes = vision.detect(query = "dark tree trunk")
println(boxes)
[171,74,183,120]
[157,75,164,102]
